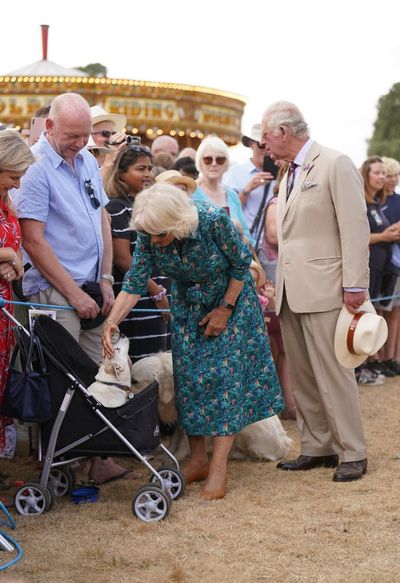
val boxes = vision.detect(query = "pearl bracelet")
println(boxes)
[151,286,167,302]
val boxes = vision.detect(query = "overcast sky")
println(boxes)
[2,0,400,165]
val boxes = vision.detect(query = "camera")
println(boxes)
[125,135,141,146]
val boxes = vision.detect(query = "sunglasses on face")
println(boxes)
[202,156,227,166]
[84,179,101,209]
[92,130,116,139]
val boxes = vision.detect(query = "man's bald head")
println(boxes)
[46,93,92,163]
[151,135,179,159]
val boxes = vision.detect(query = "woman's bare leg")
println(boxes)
[182,436,208,474]
[203,435,235,491]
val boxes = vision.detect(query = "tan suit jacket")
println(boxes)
[275,142,370,314]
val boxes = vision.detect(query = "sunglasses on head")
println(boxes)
[92,130,116,139]
[203,156,227,166]
[137,230,168,237]
[119,144,152,162]
[129,144,151,155]
[84,179,100,209]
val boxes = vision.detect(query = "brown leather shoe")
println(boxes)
[182,462,210,485]
[277,454,339,471]
[201,477,227,501]
[333,459,367,482]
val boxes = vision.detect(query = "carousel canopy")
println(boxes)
[6,59,88,78]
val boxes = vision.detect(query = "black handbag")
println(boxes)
[80,281,106,330]
[1,328,51,423]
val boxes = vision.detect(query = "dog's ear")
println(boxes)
[112,362,124,380]
[104,359,124,380]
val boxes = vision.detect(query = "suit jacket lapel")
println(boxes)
[283,142,321,218]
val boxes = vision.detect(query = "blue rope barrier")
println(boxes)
[0,293,399,315]
[0,501,23,571]
[0,297,169,313]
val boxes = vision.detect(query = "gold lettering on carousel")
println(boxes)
[198,107,240,130]
[107,99,179,121]
[0,95,50,116]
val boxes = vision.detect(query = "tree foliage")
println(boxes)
[368,83,400,160]
[76,63,107,78]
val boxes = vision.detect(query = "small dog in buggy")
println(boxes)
[6,314,185,523]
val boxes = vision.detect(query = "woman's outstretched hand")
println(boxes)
[102,318,119,358]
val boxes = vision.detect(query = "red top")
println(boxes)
[0,201,21,452]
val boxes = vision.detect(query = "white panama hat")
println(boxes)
[334,299,388,369]
[241,123,262,147]
[86,135,110,154]
[90,105,127,132]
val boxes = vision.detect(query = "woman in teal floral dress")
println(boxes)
[103,183,283,500]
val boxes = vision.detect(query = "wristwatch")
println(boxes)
[100,274,115,285]
[220,299,236,311]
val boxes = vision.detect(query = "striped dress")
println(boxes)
[106,196,171,362]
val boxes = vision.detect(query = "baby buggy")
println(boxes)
[4,310,186,523]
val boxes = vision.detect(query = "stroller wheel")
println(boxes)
[132,485,171,522]
[14,482,52,516]
[46,467,76,497]
[30,480,55,511]
[149,467,186,500]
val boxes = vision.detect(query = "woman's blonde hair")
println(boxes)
[382,156,400,177]
[0,130,35,174]
[132,183,198,240]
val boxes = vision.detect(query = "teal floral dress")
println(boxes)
[122,204,283,436]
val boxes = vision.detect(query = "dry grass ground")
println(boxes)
[1,377,400,583]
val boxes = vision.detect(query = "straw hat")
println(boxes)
[86,135,110,154]
[90,105,127,132]
[241,123,262,147]
[334,300,388,369]
[155,170,197,195]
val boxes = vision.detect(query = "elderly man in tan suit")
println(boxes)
[260,101,370,482]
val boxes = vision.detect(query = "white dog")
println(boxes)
[130,352,292,461]
[87,334,132,408]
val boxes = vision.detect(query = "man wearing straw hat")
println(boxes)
[260,101,379,482]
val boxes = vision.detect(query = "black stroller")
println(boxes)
[5,311,185,523]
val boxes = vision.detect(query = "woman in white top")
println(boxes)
[193,136,251,240]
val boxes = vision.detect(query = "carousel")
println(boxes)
[0,25,246,148]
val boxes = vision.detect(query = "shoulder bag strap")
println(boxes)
[250,182,271,237]
[25,328,48,375]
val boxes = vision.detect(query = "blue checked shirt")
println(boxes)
[14,134,109,296]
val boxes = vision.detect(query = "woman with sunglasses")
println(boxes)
[104,144,171,361]
[193,136,252,240]
[103,183,283,500]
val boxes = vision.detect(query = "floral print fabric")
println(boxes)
[123,204,283,435]
[0,203,21,451]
